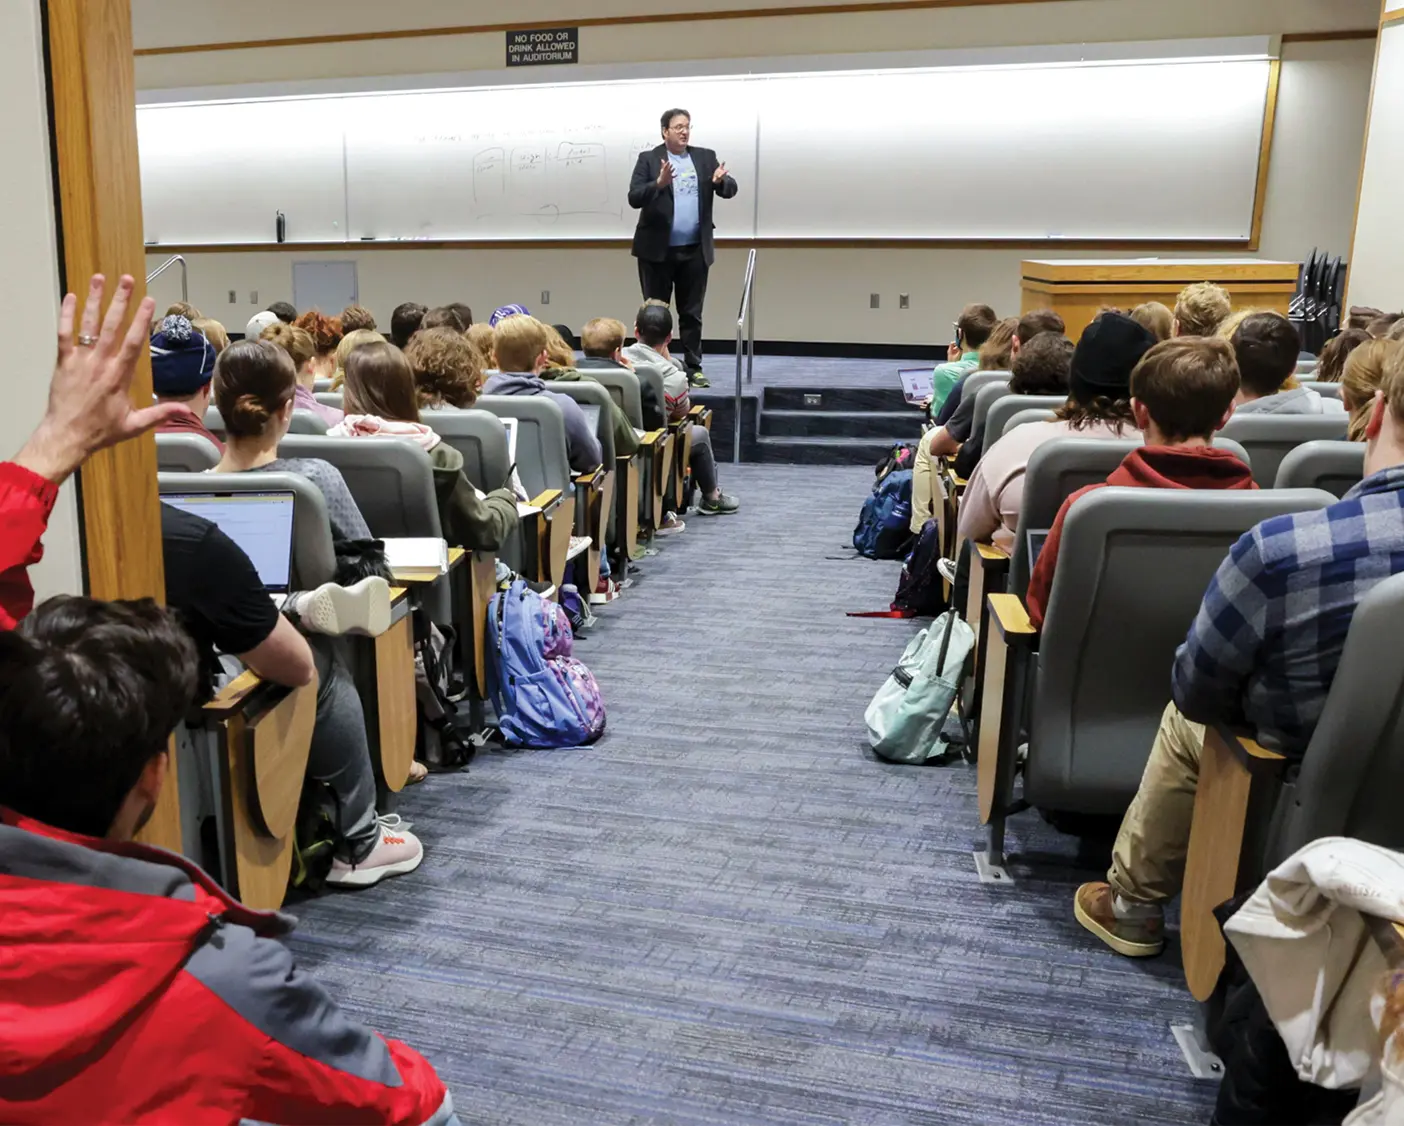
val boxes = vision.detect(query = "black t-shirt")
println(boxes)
[161,504,279,694]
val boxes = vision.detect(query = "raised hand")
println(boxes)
[656,159,676,189]
[947,341,962,363]
[712,162,729,184]
[15,274,181,484]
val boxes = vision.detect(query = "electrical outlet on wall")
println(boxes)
[899,293,910,309]
[249,290,258,304]
[541,290,550,305]
[870,293,880,309]
[228,290,237,304]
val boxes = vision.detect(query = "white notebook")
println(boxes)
[382,537,449,575]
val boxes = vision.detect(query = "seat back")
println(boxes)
[473,395,572,497]
[1269,572,1404,862]
[276,436,441,539]
[315,392,344,411]
[1219,413,1349,487]
[969,379,1013,439]
[155,432,220,472]
[204,406,226,439]
[633,366,668,429]
[1302,380,1342,401]
[587,370,644,430]
[313,377,334,392]
[158,470,338,589]
[1008,435,1256,594]
[1273,439,1364,497]
[287,410,329,436]
[277,435,449,619]
[1026,488,1336,815]
[547,380,615,463]
[422,408,511,492]
[987,395,1067,443]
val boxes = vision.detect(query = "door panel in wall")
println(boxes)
[293,261,357,316]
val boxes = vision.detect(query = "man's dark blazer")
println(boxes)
[627,144,739,267]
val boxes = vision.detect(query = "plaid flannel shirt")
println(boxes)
[1172,464,1404,759]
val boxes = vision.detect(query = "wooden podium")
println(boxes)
[1020,259,1300,340]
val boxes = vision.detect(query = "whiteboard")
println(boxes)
[137,56,1272,245]
[344,79,756,239]
[138,98,347,243]
[753,59,1272,239]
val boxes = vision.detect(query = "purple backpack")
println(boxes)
[486,580,606,747]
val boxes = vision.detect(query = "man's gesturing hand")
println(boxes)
[712,162,728,184]
[15,274,183,485]
[656,159,675,189]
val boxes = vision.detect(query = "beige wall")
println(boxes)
[135,0,1376,345]
[1347,22,1404,311]
[2,2,82,600]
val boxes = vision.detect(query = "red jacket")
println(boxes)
[0,462,58,631]
[0,810,457,1125]
[1026,445,1257,629]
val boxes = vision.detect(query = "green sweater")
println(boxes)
[427,441,518,551]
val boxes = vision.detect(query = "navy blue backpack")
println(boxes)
[853,469,914,559]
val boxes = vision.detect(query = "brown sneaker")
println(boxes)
[1074,881,1165,957]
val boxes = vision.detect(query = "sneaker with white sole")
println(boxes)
[655,513,686,537]
[287,577,391,637]
[697,492,740,516]
[936,558,959,585]
[325,819,423,889]
[591,576,622,605]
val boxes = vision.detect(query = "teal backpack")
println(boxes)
[864,611,974,763]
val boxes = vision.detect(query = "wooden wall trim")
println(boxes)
[1280,29,1378,43]
[136,0,1364,57]
[147,236,1262,254]
[1383,10,1404,28]
[50,1,165,604]
[1247,57,1282,253]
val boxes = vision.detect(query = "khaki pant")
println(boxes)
[1108,701,1205,906]
[911,434,939,535]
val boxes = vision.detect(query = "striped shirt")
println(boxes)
[1172,464,1404,758]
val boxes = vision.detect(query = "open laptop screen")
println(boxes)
[162,491,296,592]
[898,367,935,404]
[1026,529,1051,572]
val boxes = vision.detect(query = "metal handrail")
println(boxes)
[733,248,757,463]
[145,254,188,303]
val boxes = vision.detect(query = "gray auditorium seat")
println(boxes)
[287,410,329,436]
[423,407,520,573]
[587,369,644,430]
[1008,436,1253,596]
[1302,380,1342,400]
[472,395,572,497]
[987,395,1066,444]
[1294,359,1320,376]
[204,406,225,439]
[1023,489,1335,818]
[315,392,344,411]
[632,366,669,430]
[547,380,615,464]
[1219,413,1349,487]
[969,380,1014,441]
[278,434,449,620]
[155,432,220,473]
[158,470,337,589]
[313,378,334,392]
[1273,439,1364,497]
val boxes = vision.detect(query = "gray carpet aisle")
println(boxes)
[287,463,1216,1125]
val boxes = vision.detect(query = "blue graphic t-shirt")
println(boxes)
[668,150,701,247]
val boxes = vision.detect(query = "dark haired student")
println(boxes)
[628,107,739,385]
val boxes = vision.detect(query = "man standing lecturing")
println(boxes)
[628,108,738,388]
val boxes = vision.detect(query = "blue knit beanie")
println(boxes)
[489,304,530,327]
[150,315,217,396]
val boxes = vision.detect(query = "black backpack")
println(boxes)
[892,518,947,617]
[874,441,918,484]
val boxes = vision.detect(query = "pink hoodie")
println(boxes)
[327,414,442,451]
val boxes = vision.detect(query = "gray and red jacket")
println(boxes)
[0,809,459,1125]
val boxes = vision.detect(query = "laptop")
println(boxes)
[578,402,602,436]
[899,367,935,405]
[1026,529,1051,571]
[163,491,296,607]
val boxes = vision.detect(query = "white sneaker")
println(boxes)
[325,818,423,889]
[655,514,686,537]
[289,577,391,637]
[937,558,958,585]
